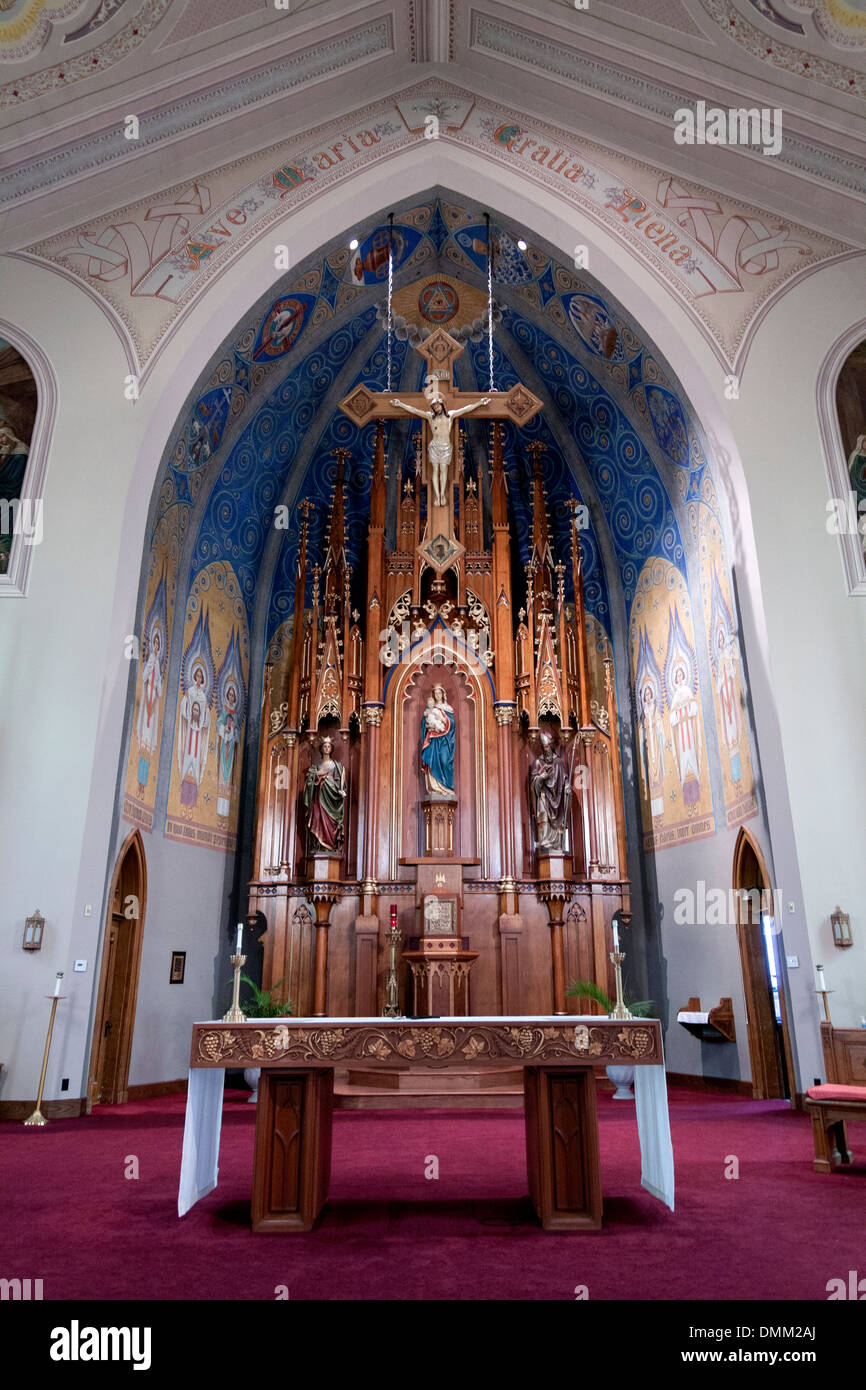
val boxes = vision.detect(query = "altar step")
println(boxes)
[333,1066,524,1110]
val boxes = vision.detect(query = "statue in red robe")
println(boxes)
[304,737,347,854]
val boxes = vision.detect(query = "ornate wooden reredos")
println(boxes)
[250,327,629,1017]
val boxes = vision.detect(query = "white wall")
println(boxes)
[1,142,862,1103]
[720,265,866,1035]
[0,264,155,1101]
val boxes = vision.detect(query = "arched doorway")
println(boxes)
[87,831,147,1107]
[733,828,795,1100]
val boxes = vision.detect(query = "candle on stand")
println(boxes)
[612,921,620,953]
[816,964,826,993]
[235,923,243,954]
[53,973,63,998]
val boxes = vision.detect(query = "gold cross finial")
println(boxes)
[331,446,351,478]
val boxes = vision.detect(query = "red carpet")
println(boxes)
[2,1089,863,1300]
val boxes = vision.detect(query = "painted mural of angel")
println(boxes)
[635,626,666,819]
[135,572,168,795]
[216,628,246,819]
[177,609,214,817]
[664,607,702,809]
[178,670,210,813]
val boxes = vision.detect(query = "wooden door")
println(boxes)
[733,828,794,1100]
[87,831,146,1107]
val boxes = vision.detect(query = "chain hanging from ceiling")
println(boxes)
[485,212,495,394]
[386,211,394,393]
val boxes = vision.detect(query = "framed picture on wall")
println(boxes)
[169,951,186,984]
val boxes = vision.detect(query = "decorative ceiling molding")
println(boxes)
[0,0,172,106]
[0,0,83,64]
[2,17,395,203]
[744,0,805,36]
[470,12,866,183]
[792,0,866,51]
[408,0,455,63]
[591,0,706,38]
[157,0,266,50]
[14,79,853,378]
[63,0,133,45]
[700,0,866,90]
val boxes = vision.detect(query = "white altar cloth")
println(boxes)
[178,1015,675,1217]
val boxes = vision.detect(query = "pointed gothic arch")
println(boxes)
[86,829,148,1107]
[732,826,797,1100]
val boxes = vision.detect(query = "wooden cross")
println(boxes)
[338,327,542,430]
[338,328,542,565]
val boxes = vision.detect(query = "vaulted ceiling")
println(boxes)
[1,0,864,255]
[148,193,722,674]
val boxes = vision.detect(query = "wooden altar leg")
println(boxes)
[524,1066,602,1231]
[251,1068,333,1232]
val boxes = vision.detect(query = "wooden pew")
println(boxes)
[805,1022,866,1173]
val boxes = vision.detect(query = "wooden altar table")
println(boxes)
[179,1016,674,1232]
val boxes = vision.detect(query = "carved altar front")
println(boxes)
[191,1017,663,1070]
[248,326,630,1019]
[186,1017,667,1232]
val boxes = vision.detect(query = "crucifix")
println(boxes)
[338,327,543,562]
[391,392,490,507]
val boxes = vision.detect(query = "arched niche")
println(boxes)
[0,321,56,598]
[817,318,866,595]
[384,636,495,880]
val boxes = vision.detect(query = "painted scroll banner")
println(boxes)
[27,81,847,370]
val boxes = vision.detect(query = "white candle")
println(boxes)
[612,922,620,953]
[235,923,243,954]
[53,973,62,997]
[816,964,826,992]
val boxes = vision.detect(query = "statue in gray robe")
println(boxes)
[531,732,569,850]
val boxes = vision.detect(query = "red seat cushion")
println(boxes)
[807,1084,866,1103]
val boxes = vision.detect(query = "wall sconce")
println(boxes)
[23,909,45,950]
[831,905,853,949]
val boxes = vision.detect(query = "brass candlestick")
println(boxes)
[223,952,247,1023]
[24,977,65,1127]
[609,951,633,1020]
[815,989,834,1024]
[383,906,402,1018]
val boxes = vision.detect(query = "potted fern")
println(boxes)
[238,976,293,1103]
[566,978,655,1100]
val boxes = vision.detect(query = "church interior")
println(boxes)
[1,0,865,1321]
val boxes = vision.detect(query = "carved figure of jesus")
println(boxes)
[389,394,491,506]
